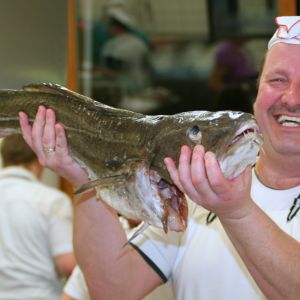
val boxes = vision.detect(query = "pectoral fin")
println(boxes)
[123,222,149,248]
[74,175,126,194]
[74,159,147,195]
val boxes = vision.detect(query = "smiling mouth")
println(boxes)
[277,115,300,127]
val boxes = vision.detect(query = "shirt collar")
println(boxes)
[0,166,38,182]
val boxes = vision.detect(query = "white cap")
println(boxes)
[107,8,135,29]
[268,16,300,49]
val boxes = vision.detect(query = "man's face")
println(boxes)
[253,44,300,156]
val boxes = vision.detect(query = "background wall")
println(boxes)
[0,0,69,188]
[0,0,68,89]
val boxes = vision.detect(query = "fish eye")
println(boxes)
[187,125,202,144]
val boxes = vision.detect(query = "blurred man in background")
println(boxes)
[0,134,75,300]
[99,8,151,97]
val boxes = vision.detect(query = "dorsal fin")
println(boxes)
[22,83,120,111]
[22,82,101,104]
[122,222,149,248]
[23,83,70,95]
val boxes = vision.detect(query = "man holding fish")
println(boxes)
[18,16,300,299]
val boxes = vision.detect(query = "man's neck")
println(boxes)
[255,156,300,189]
[19,160,43,179]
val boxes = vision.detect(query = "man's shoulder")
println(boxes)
[26,181,71,213]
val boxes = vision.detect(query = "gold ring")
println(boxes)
[45,147,55,153]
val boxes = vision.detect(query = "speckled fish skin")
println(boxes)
[0,83,262,232]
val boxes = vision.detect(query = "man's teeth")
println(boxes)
[278,115,300,127]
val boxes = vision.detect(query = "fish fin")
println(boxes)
[74,175,126,194]
[23,83,66,95]
[74,160,147,195]
[122,222,149,248]
[23,83,95,104]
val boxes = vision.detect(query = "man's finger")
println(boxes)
[42,108,56,150]
[31,106,47,159]
[164,157,183,191]
[205,151,228,195]
[177,145,199,199]
[191,145,213,197]
[19,112,33,148]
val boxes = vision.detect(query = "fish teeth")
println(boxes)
[230,122,259,146]
[278,115,300,127]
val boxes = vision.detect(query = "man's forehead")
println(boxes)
[263,44,300,76]
[267,43,300,59]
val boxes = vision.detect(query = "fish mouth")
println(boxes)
[150,170,188,233]
[228,122,261,149]
[219,121,262,179]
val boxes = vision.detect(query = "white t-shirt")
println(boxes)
[131,169,300,299]
[0,167,73,300]
[63,266,89,300]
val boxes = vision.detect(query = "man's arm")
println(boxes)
[60,293,75,300]
[220,204,300,300]
[73,191,163,299]
[55,253,76,278]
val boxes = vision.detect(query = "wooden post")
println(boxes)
[279,0,297,15]
[67,0,78,91]
[61,0,79,197]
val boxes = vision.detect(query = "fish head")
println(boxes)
[151,110,263,180]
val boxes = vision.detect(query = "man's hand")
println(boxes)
[164,144,254,221]
[19,105,89,188]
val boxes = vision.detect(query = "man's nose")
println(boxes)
[282,82,300,105]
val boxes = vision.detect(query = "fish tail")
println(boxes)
[0,82,101,139]
[0,84,68,138]
[0,92,21,137]
[0,90,38,138]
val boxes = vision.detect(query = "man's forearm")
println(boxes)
[73,191,162,299]
[220,204,300,299]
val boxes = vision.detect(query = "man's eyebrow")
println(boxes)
[263,69,288,77]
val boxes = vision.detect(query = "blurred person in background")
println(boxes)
[209,36,258,112]
[91,0,151,67]
[0,134,75,300]
[98,7,152,98]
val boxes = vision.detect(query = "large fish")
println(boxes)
[0,83,262,233]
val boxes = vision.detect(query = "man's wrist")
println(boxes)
[218,199,257,225]
[73,188,97,206]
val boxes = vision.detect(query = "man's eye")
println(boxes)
[268,79,287,86]
[269,77,287,83]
